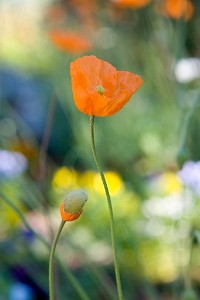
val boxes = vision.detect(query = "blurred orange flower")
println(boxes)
[49,30,93,54]
[111,0,151,9]
[160,0,194,20]
[70,55,143,116]
[45,4,67,24]
[60,202,82,221]
[68,0,97,18]
[67,0,98,34]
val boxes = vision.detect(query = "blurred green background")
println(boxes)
[1,0,200,299]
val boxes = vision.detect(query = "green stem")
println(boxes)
[49,220,66,300]
[178,92,200,151]
[90,116,124,300]
[49,220,92,300]
[0,192,90,300]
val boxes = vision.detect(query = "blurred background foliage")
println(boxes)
[1,0,200,299]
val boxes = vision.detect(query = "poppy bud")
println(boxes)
[60,189,88,222]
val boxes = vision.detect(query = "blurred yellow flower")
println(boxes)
[159,172,182,194]
[94,171,124,196]
[114,192,140,218]
[52,167,78,191]
[77,170,96,190]
[139,243,178,283]
[1,202,26,229]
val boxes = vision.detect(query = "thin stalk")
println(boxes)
[0,191,49,247]
[0,192,90,300]
[178,92,200,151]
[39,93,57,182]
[90,115,124,300]
[38,93,58,298]
[49,220,66,300]
[49,220,91,300]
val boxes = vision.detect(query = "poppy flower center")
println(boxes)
[95,85,104,95]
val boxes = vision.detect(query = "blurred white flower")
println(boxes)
[0,149,27,178]
[142,193,193,220]
[174,58,200,83]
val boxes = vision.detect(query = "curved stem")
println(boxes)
[49,220,66,300]
[48,221,91,300]
[90,116,124,300]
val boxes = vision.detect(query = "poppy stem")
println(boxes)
[49,220,66,300]
[90,115,124,300]
[49,220,91,300]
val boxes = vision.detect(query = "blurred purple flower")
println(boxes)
[177,161,200,195]
[0,150,27,178]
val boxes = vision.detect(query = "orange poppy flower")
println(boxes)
[60,202,83,221]
[111,0,151,9]
[161,0,194,20]
[70,55,143,116]
[49,30,93,54]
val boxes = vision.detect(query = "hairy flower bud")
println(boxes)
[60,189,88,222]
